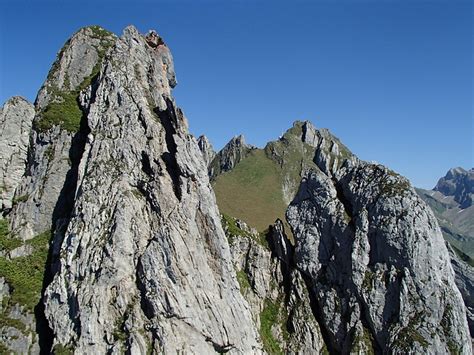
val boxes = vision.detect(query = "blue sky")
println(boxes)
[0,0,472,188]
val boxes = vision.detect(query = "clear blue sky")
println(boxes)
[1,0,472,188]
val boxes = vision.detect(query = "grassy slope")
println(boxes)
[213,122,339,235]
[213,149,287,232]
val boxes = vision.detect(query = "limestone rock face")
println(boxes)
[287,162,472,353]
[0,97,35,212]
[449,244,474,336]
[9,26,118,240]
[209,135,254,179]
[197,135,216,167]
[35,26,118,110]
[43,26,261,354]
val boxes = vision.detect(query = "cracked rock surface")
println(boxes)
[0,97,35,212]
[42,26,261,354]
[287,162,471,353]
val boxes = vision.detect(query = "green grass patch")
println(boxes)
[36,27,116,133]
[88,25,114,39]
[260,298,286,355]
[53,344,74,355]
[392,313,429,351]
[12,194,29,206]
[213,150,288,232]
[236,270,251,294]
[221,214,269,248]
[0,230,51,311]
[0,219,22,253]
[35,90,83,133]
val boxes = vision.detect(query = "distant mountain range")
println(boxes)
[417,168,474,259]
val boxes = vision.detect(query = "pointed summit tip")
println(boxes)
[73,25,116,39]
[233,134,245,144]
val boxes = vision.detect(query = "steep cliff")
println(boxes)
[287,164,470,353]
[41,26,261,354]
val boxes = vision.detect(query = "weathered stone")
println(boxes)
[197,135,216,167]
[287,163,472,353]
[449,243,474,336]
[43,26,261,354]
[0,97,35,213]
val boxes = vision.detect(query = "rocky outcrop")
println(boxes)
[0,97,35,212]
[287,162,471,353]
[434,167,474,209]
[224,216,327,354]
[8,26,118,240]
[209,135,254,179]
[197,135,216,167]
[42,26,261,354]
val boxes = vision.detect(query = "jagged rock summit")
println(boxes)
[0,24,472,355]
[0,25,261,354]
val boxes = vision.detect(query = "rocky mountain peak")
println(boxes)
[209,134,254,179]
[435,167,474,208]
[35,25,117,111]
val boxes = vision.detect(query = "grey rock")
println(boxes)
[197,135,216,167]
[287,163,472,353]
[226,216,327,353]
[9,26,117,240]
[8,243,33,258]
[35,26,117,110]
[449,243,474,336]
[0,97,35,212]
[0,277,10,312]
[43,26,261,354]
[0,303,39,354]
